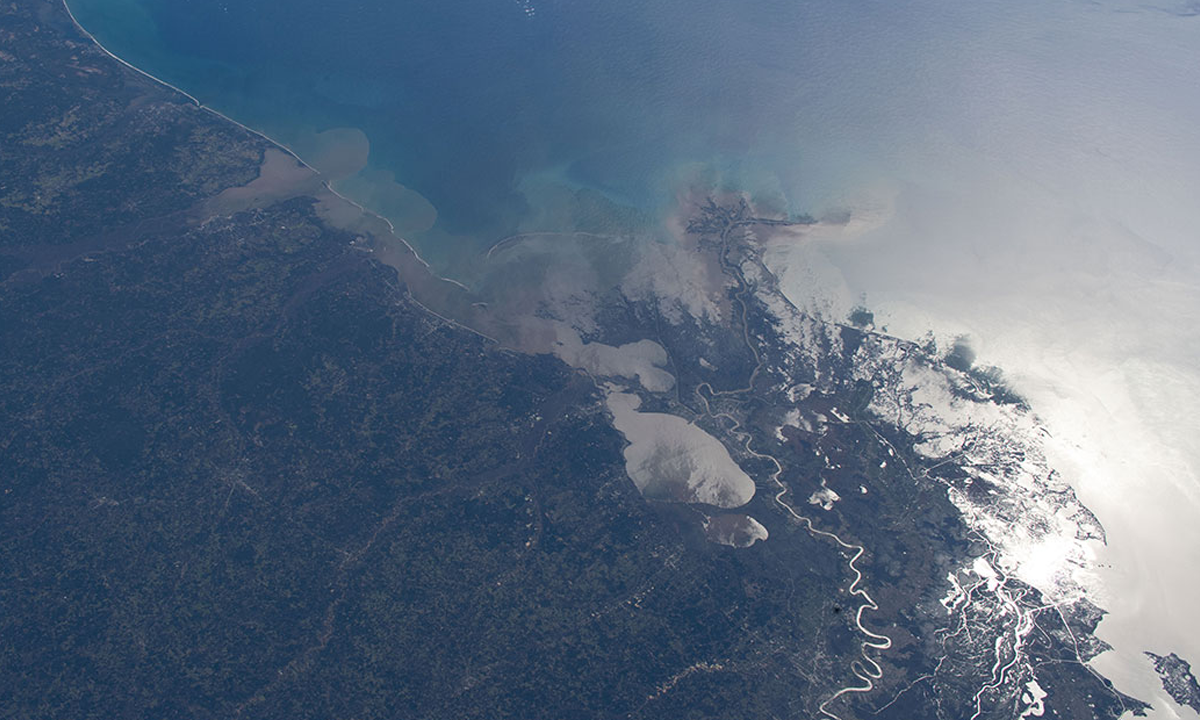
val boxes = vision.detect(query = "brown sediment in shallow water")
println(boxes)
[204,149,325,214]
[202,148,504,346]
[605,390,755,509]
[703,514,769,548]
[202,149,755,394]
[296,127,371,181]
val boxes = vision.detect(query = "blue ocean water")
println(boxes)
[63,0,1200,709]
[66,0,1200,288]
[67,0,880,271]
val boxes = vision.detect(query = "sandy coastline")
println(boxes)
[60,0,461,289]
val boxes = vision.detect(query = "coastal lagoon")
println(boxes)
[68,0,1200,716]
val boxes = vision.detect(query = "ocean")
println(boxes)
[68,0,869,273]
[66,0,1200,716]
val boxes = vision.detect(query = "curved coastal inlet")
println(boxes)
[688,202,894,719]
[55,3,890,711]
[46,1,1161,715]
[59,0,500,345]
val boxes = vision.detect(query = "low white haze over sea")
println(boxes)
[759,1,1199,715]
[66,0,1200,712]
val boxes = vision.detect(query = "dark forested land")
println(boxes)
[0,3,1155,719]
[0,4,844,719]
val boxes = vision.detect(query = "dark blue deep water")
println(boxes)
[68,0,883,271]
[62,2,1200,706]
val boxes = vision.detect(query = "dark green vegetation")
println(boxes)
[0,3,1151,720]
[1147,653,1200,714]
[0,4,861,718]
[625,199,1142,720]
[0,4,261,252]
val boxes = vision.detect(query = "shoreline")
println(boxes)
[60,0,459,290]
[55,4,1192,716]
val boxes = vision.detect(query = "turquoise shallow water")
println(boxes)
[63,0,1200,710]
[65,0,1200,291]
[67,0,873,272]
